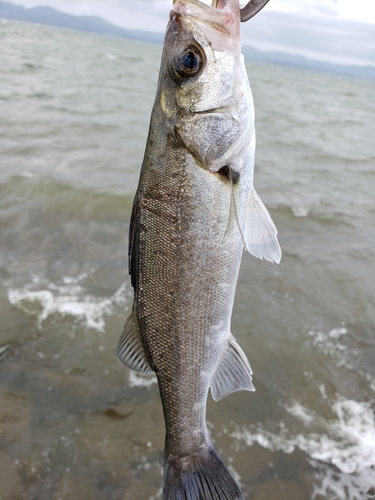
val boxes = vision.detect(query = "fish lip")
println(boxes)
[172,0,239,42]
[173,0,270,22]
[173,0,235,16]
[173,0,229,10]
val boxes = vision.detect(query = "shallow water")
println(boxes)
[1,18,375,500]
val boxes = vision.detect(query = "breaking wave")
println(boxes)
[7,273,127,332]
[231,395,375,499]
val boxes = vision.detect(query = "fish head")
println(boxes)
[158,0,255,171]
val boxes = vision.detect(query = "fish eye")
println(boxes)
[170,44,205,83]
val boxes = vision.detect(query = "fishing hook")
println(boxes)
[240,0,270,21]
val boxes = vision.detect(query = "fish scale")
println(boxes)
[141,164,238,451]
[117,0,280,498]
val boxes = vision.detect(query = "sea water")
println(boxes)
[1,18,375,500]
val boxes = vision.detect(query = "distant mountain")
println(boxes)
[0,0,164,44]
[242,46,375,82]
[1,0,374,81]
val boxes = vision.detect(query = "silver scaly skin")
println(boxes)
[117,1,280,498]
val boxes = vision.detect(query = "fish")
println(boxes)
[117,0,281,498]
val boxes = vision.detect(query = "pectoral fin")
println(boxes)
[245,189,281,263]
[211,336,255,401]
[117,307,153,374]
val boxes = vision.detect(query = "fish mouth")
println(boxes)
[173,0,238,14]
[172,0,234,8]
[173,0,270,21]
[171,0,269,52]
[211,0,231,8]
[171,0,240,45]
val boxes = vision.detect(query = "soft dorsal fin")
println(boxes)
[117,307,153,374]
[211,335,255,401]
[245,189,281,263]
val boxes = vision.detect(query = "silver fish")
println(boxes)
[118,0,280,498]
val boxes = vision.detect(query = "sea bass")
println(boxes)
[117,0,281,498]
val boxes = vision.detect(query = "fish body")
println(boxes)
[118,1,281,498]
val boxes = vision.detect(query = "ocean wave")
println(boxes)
[128,371,158,389]
[290,205,311,217]
[307,326,354,370]
[7,273,127,332]
[231,395,375,499]
[312,466,375,500]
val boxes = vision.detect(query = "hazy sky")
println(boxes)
[15,0,375,66]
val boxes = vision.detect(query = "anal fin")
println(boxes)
[245,188,281,263]
[211,336,255,401]
[117,306,153,374]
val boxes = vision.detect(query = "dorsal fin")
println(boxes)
[129,194,140,292]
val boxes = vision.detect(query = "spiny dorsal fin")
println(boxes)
[211,335,255,401]
[245,188,281,263]
[117,307,153,374]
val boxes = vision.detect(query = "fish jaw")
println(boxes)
[158,1,254,171]
[162,13,241,112]
[172,0,240,51]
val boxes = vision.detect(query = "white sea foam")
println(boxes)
[232,395,375,498]
[307,327,353,369]
[329,327,348,339]
[308,325,375,396]
[285,401,315,424]
[291,206,310,217]
[7,275,127,332]
[312,465,375,500]
[234,396,375,473]
[128,371,157,389]
[0,344,10,356]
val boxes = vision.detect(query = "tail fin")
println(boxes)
[163,445,245,500]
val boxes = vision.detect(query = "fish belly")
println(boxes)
[136,149,243,456]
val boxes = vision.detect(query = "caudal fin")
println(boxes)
[163,445,245,500]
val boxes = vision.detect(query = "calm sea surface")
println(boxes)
[1,18,375,500]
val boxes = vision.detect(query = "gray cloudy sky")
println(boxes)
[15,0,375,66]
